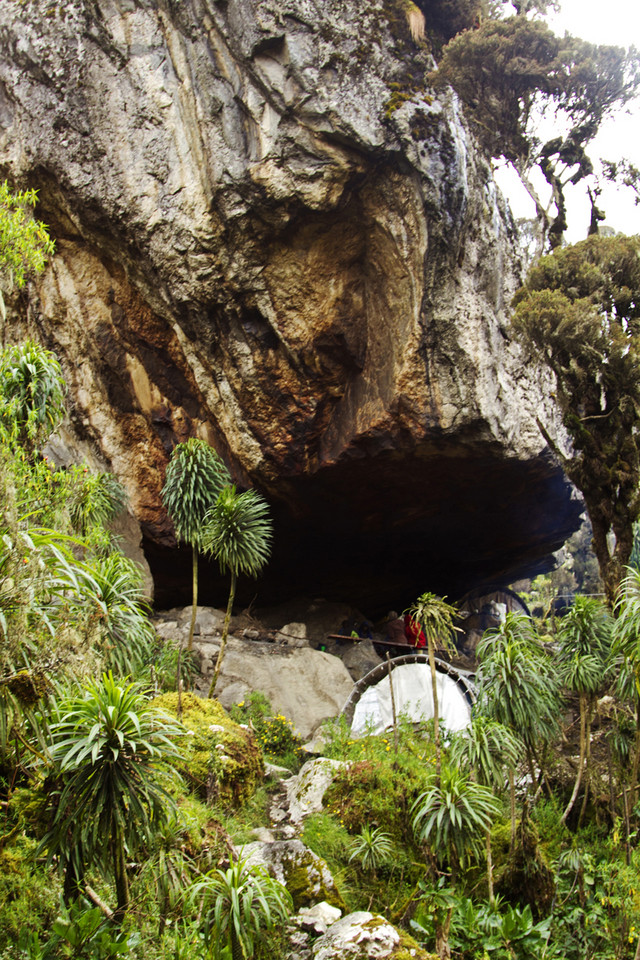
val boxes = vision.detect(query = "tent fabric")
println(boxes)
[350,662,472,736]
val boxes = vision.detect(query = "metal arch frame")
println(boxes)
[340,653,476,728]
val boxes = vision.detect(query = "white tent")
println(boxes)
[348,658,473,737]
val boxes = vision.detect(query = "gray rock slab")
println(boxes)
[212,639,354,740]
[286,757,346,826]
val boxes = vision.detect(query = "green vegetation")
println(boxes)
[427,7,640,249]
[42,673,183,919]
[406,593,459,782]
[3,336,640,960]
[0,182,54,332]
[512,234,640,604]
[189,860,292,960]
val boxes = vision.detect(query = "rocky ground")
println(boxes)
[153,598,387,740]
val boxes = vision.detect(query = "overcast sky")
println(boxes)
[497,0,640,239]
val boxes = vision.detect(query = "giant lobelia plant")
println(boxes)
[203,485,272,698]
[161,439,231,653]
[42,672,183,920]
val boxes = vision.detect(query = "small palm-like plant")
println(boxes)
[557,596,612,824]
[348,825,394,873]
[203,485,272,698]
[161,439,231,652]
[476,614,559,848]
[46,548,155,674]
[450,717,522,903]
[189,859,292,960]
[43,672,183,919]
[613,568,640,806]
[67,468,127,540]
[412,763,500,874]
[476,614,559,770]
[406,592,459,783]
[0,340,66,450]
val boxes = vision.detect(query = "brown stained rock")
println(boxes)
[0,0,582,613]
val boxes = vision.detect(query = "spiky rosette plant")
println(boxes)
[42,672,183,920]
[450,717,522,903]
[189,859,291,960]
[557,596,612,825]
[161,439,231,652]
[202,486,272,698]
[67,468,127,541]
[0,340,66,452]
[412,763,501,875]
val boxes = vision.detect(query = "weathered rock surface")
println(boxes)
[205,640,353,739]
[312,912,434,960]
[0,0,582,613]
[236,838,344,910]
[285,757,346,825]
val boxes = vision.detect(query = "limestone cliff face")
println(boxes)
[0,0,581,611]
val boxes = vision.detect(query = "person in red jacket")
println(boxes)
[404,613,427,648]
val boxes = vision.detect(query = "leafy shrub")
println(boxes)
[155,692,264,806]
[0,834,60,950]
[231,694,304,769]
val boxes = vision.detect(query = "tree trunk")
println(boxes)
[187,545,198,652]
[209,570,236,699]
[589,510,631,609]
[230,926,244,960]
[561,693,586,825]
[112,828,130,923]
[435,907,453,960]
[428,637,441,787]
[63,857,84,906]
[486,827,494,907]
[509,767,516,854]
[578,701,593,827]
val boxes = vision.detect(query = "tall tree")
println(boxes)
[203,486,272,699]
[431,16,640,249]
[511,234,640,605]
[161,439,231,652]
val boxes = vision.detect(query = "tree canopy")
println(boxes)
[511,233,640,603]
[431,15,640,248]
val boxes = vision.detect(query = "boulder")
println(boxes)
[299,902,343,935]
[312,912,436,960]
[236,838,345,911]
[153,692,264,805]
[286,758,346,826]
[341,639,384,682]
[198,637,355,740]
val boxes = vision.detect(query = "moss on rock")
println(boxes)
[153,692,264,806]
[281,847,347,913]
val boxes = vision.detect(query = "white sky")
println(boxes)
[496,0,640,239]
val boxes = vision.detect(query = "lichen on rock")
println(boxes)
[238,838,346,912]
[312,911,436,959]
